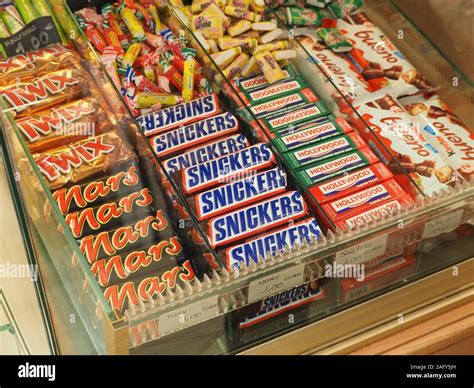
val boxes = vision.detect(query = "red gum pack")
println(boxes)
[309,163,394,204]
[323,179,407,222]
[203,191,308,248]
[339,254,417,303]
[334,194,414,231]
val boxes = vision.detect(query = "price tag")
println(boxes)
[335,234,388,265]
[0,17,61,58]
[422,209,463,239]
[158,295,219,336]
[247,264,305,303]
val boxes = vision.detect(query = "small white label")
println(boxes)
[248,264,305,303]
[336,234,388,265]
[158,295,219,336]
[422,209,463,239]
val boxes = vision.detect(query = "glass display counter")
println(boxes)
[0,0,472,354]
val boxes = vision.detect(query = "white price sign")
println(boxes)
[422,210,464,239]
[335,234,388,265]
[247,264,305,303]
[158,295,219,336]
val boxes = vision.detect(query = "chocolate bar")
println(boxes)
[52,162,142,215]
[17,97,113,154]
[137,93,221,137]
[103,259,196,315]
[149,112,240,159]
[221,217,321,270]
[0,44,81,85]
[163,134,249,174]
[64,187,157,239]
[34,131,136,190]
[202,191,308,248]
[295,147,379,188]
[79,210,174,264]
[0,68,87,118]
[309,163,393,204]
[284,132,367,169]
[178,143,276,195]
[189,167,287,221]
[272,117,354,153]
[91,236,184,288]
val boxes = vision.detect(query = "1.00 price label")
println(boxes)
[0,16,61,57]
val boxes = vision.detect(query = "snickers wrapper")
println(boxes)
[188,167,288,221]
[202,190,308,248]
[137,93,221,137]
[34,131,137,191]
[163,134,249,175]
[220,217,321,270]
[17,97,113,154]
[177,143,276,195]
[149,112,240,159]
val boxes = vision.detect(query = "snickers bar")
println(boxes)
[222,217,321,270]
[296,147,379,188]
[137,93,221,137]
[189,167,288,221]
[150,112,240,159]
[163,134,249,174]
[178,143,275,195]
[284,132,367,169]
[203,191,308,248]
[272,117,354,153]
[309,163,393,204]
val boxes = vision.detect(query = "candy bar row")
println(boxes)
[0,43,205,317]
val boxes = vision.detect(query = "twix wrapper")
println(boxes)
[0,44,80,85]
[0,68,87,118]
[16,97,113,154]
[33,131,137,191]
